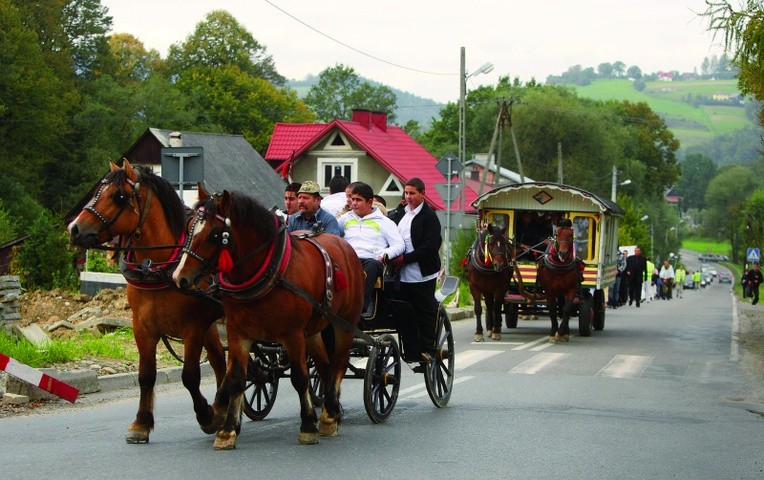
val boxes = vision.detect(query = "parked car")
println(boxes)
[719,273,733,284]
[698,253,716,262]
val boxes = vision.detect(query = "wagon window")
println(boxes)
[572,215,594,261]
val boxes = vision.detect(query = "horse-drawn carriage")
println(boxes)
[68,160,456,450]
[469,182,623,341]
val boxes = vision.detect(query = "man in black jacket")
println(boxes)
[390,178,442,362]
[625,246,648,307]
[747,263,764,305]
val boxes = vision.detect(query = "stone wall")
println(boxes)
[0,275,21,333]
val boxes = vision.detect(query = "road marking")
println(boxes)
[512,336,550,350]
[405,376,473,399]
[597,354,653,378]
[510,352,567,374]
[455,349,502,370]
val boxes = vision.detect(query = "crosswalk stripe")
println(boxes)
[512,336,550,350]
[455,350,502,370]
[510,352,568,374]
[597,354,653,378]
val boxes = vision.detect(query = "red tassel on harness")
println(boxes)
[218,247,234,274]
[333,265,348,291]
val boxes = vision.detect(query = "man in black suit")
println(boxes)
[625,246,648,307]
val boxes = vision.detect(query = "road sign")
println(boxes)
[435,152,464,180]
[434,182,460,207]
[747,247,760,262]
[161,147,204,187]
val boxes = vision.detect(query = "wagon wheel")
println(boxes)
[578,294,593,337]
[592,289,606,331]
[425,306,455,408]
[363,333,401,423]
[307,357,324,407]
[242,350,279,421]
[505,302,519,329]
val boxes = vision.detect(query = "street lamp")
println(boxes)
[640,214,654,259]
[611,165,631,202]
[459,47,493,176]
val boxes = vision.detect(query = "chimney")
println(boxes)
[351,110,387,132]
[169,131,182,147]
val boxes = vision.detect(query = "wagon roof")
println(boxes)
[471,182,624,216]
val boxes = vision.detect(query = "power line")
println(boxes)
[263,0,455,77]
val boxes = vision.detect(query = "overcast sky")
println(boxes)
[102,0,725,104]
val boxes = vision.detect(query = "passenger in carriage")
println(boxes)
[283,182,302,215]
[516,210,546,260]
[338,182,405,317]
[287,180,342,236]
[389,178,442,363]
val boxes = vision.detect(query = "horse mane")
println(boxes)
[104,165,187,238]
[211,190,277,244]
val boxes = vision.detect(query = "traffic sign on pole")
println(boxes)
[747,247,760,262]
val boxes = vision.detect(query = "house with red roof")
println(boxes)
[264,109,479,212]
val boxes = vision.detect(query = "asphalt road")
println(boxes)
[2,259,763,479]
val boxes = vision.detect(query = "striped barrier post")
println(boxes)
[0,353,78,403]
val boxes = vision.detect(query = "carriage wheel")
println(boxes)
[578,296,593,337]
[425,306,455,408]
[505,303,519,329]
[592,289,606,331]
[363,333,401,423]
[242,351,279,421]
[307,357,324,407]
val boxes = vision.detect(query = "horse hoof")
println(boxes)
[548,335,559,344]
[298,431,320,445]
[125,429,149,444]
[213,431,237,450]
[319,420,338,437]
[491,332,501,341]
[559,334,570,342]
[474,333,484,342]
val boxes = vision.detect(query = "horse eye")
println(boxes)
[111,189,129,207]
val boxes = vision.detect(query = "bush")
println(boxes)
[85,250,120,273]
[447,228,476,283]
[10,212,78,290]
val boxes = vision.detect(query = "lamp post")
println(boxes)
[459,47,493,176]
[610,165,631,202]
[641,214,654,259]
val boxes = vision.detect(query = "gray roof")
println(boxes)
[150,128,285,210]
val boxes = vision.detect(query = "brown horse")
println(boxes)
[536,221,581,343]
[67,160,227,443]
[173,186,364,450]
[467,225,511,342]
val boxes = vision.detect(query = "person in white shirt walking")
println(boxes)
[659,260,675,300]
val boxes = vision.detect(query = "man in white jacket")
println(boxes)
[659,259,675,300]
[338,182,405,317]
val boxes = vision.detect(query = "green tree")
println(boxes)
[704,0,764,128]
[675,153,718,210]
[166,10,284,86]
[741,189,764,253]
[304,65,397,122]
[11,212,76,290]
[176,65,314,152]
[705,165,761,262]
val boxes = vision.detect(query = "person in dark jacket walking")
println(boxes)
[390,178,442,362]
[747,263,764,305]
[625,246,648,307]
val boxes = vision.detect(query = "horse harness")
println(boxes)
[184,206,375,343]
[85,176,152,241]
[468,230,511,274]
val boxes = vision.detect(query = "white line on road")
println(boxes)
[510,352,568,374]
[512,336,550,350]
[597,354,653,378]
[455,349,503,370]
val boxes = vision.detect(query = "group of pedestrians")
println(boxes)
[608,246,692,308]
[281,176,442,363]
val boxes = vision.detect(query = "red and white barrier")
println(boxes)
[0,353,78,403]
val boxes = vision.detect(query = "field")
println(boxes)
[574,79,751,149]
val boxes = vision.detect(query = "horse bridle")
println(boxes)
[84,176,149,241]
[182,198,273,275]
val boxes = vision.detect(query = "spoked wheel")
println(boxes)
[307,357,324,408]
[242,350,279,421]
[363,333,401,423]
[425,306,455,408]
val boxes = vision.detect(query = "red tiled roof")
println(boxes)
[265,115,479,211]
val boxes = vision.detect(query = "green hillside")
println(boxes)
[574,79,752,149]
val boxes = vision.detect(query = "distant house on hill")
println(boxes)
[265,109,479,212]
[657,72,674,82]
